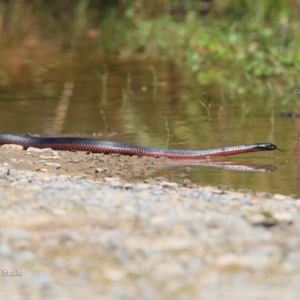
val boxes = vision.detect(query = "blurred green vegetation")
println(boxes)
[0,0,299,98]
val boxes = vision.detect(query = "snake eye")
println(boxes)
[268,144,277,150]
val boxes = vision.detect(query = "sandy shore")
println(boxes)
[0,145,299,299]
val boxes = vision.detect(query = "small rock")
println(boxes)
[40,154,60,160]
[134,183,150,190]
[44,163,61,169]
[0,243,12,256]
[0,167,9,177]
[273,212,293,223]
[35,160,46,164]
[157,181,178,188]
[247,214,276,226]
[239,197,252,205]
[1,144,24,151]
[295,200,300,209]
[26,147,43,152]
[103,269,125,281]
[273,194,287,201]
[104,177,122,187]
[123,183,133,189]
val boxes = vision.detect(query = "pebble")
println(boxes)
[0,168,300,299]
[273,194,288,201]
[134,182,150,190]
[104,177,122,187]
[0,144,23,151]
[40,155,60,160]
[215,253,271,271]
[0,167,9,177]
[0,243,12,256]
[157,181,178,188]
[44,163,61,169]
[26,147,43,152]
[247,214,275,226]
[35,160,46,164]
[273,212,293,223]
[95,168,107,173]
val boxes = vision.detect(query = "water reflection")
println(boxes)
[167,160,276,173]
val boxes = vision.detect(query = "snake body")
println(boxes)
[0,133,277,159]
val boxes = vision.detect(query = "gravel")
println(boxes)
[1,147,300,299]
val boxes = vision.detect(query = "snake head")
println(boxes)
[255,143,284,152]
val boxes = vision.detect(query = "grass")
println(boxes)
[0,0,299,101]
[97,0,300,98]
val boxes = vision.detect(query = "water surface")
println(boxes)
[0,53,299,197]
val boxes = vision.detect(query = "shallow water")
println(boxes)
[0,53,299,197]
